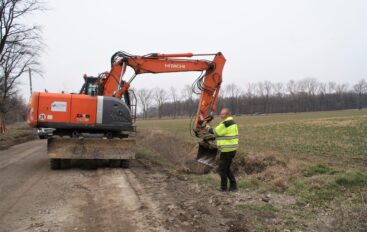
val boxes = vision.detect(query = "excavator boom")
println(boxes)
[101,51,226,131]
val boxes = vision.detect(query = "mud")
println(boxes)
[137,129,211,174]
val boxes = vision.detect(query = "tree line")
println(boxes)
[135,78,367,119]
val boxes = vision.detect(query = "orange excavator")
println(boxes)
[27,51,226,169]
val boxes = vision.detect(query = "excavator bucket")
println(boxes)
[196,141,218,167]
[47,137,136,160]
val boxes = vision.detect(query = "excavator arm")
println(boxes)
[97,51,226,132]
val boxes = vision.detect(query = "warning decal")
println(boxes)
[39,113,46,120]
[51,101,67,112]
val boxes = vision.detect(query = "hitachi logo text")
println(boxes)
[164,64,186,69]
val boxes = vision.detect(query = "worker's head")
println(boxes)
[220,108,231,120]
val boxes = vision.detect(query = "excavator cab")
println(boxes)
[80,75,99,96]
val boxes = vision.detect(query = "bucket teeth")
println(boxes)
[196,142,218,167]
[197,157,216,167]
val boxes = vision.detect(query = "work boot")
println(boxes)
[229,182,238,192]
[229,187,238,192]
[218,187,227,192]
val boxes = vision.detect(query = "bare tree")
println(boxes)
[335,83,349,94]
[256,81,273,113]
[286,80,296,95]
[300,78,319,96]
[224,84,241,114]
[136,88,153,119]
[5,93,26,123]
[287,80,298,112]
[181,84,195,116]
[245,83,256,98]
[263,81,273,113]
[318,82,327,95]
[327,81,337,94]
[273,82,284,97]
[257,81,265,97]
[317,82,327,110]
[335,83,349,109]
[353,79,367,110]
[272,82,284,113]
[0,0,43,132]
[299,78,319,111]
[245,83,256,113]
[153,87,168,119]
[170,86,179,118]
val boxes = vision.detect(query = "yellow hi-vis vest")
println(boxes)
[213,116,239,152]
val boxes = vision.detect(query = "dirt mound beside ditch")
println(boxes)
[0,128,37,150]
[137,129,293,178]
[137,129,211,174]
[131,157,252,232]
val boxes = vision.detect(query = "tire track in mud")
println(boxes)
[0,140,44,169]
[0,141,47,222]
[74,169,138,232]
[0,163,46,221]
[123,169,169,232]
[70,169,168,232]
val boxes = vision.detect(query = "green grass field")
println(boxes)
[137,109,367,230]
[138,109,367,169]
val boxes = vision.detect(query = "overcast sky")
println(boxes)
[19,0,367,97]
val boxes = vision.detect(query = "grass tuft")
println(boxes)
[191,173,219,187]
[306,164,334,176]
[335,171,367,187]
[238,178,260,189]
[137,146,175,168]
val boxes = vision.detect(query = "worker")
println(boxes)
[208,108,239,192]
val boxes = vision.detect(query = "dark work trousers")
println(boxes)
[218,151,237,190]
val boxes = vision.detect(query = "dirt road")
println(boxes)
[0,140,168,232]
[0,140,246,232]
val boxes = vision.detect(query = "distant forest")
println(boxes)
[5,78,367,125]
[135,78,367,119]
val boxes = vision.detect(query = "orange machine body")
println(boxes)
[27,92,133,133]
[28,92,97,126]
